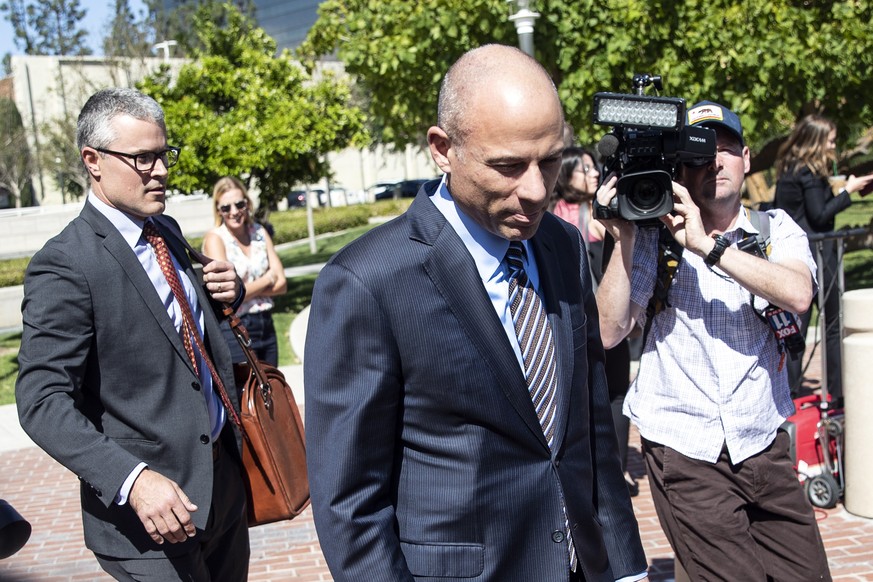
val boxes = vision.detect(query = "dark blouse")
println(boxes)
[773,166,851,234]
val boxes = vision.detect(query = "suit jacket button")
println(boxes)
[200,434,210,444]
[551,530,565,543]
[192,381,201,391]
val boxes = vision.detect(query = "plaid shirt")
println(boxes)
[624,207,816,463]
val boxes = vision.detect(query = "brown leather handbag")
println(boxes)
[225,307,310,527]
[155,216,310,527]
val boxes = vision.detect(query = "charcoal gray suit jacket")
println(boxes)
[16,201,243,559]
[305,183,646,581]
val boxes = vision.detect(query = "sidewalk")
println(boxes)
[2,317,872,580]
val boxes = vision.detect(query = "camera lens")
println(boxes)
[628,178,663,211]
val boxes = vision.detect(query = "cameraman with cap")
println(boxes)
[596,101,831,581]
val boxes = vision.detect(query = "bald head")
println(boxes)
[437,44,563,146]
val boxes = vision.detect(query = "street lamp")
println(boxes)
[152,40,178,63]
[507,0,540,57]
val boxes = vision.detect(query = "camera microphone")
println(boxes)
[597,134,620,158]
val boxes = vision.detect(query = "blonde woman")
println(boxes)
[203,177,287,367]
[774,115,873,400]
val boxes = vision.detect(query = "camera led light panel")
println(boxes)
[593,93,685,130]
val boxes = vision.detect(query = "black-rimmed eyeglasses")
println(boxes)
[219,200,247,214]
[92,146,181,171]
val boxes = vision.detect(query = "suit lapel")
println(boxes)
[79,204,196,377]
[408,194,550,449]
[531,225,575,458]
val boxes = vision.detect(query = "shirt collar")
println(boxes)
[87,190,149,250]
[430,175,532,283]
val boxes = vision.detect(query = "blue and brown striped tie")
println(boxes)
[505,241,577,571]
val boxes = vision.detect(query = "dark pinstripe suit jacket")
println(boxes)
[304,183,646,581]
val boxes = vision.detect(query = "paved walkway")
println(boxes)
[2,318,872,580]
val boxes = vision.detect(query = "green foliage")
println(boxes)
[299,0,515,148]
[138,2,368,210]
[143,0,257,58]
[0,0,91,56]
[270,205,372,245]
[301,0,873,157]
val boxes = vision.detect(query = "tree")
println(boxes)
[300,0,515,149]
[40,112,88,203]
[299,0,873,168]
[0,0,91,56]
[142,0,257,59]
[103,0,152,58]
[0,98,35,208]
[138,2,367,211]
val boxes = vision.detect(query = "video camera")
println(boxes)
[592,74,717,224]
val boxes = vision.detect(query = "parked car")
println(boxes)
[369,181,402,201]
[371,178,435,201]
[396,179,432,198]
[286,190,307,208]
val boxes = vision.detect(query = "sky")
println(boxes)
[1,0,148,59]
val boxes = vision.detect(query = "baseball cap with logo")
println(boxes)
[687,100,744,145]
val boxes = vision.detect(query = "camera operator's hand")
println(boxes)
[595,173,640,349]
[660,180,717,258]
[594,174,636,242]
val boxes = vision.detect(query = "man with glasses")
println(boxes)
[596,101,831,580]
[16,87,250,580]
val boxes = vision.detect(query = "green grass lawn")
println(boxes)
[0,331,20,406]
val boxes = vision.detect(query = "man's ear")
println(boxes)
[81,148,101,179]
[427,126,453,174]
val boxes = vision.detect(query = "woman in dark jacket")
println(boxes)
[773,114,873,402]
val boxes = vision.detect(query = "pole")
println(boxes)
[151,40,178,63]
[508,0,540,57]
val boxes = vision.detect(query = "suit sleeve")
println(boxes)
[304,262,414,582]
[15,244,144,507]
[578,230,649,578]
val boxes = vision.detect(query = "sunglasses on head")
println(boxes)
[219,200,247,213]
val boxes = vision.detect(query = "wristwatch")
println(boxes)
[704,234,730,267]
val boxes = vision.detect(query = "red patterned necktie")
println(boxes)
[142,221,242,430]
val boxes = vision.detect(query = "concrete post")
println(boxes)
[841,289,873,518]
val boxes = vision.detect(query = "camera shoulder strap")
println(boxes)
[642,223,684,345]
[743,206,771,257]
[641,208,770,345]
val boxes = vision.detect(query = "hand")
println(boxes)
[203,260,240,302]
[660,181,714,257]
[845,173,873,196]
[594,173,635,241]
[128,469,198,544]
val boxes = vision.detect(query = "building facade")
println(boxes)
[161,0,321,51]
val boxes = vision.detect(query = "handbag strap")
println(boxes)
[153,216,273,406]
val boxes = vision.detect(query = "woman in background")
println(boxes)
[203,176,287,368]
[552,147,639,496]
[773,114,873,403]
